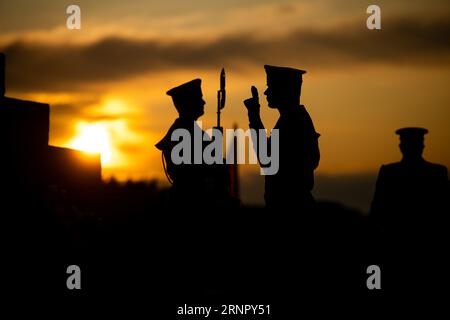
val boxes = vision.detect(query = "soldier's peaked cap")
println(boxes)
[166,79,202,99]
[395,127,428,140]
[264,65,306,83]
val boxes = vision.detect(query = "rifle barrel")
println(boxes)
[217,68,226,129]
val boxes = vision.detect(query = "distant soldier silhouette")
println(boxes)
[243,65,320,211]
[370,127,448,230]
[155,79,229,209]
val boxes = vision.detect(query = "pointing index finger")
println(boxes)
[251,86,259,100]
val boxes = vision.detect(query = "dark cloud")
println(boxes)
[117,143,145,154]
[51,102,95,118]
[51,103,83,117]
[51,101,124,122]
[2,14,450,92]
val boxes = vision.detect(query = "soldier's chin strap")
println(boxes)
[161,152,173,185]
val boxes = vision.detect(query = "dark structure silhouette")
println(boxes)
[243,65,320,210]
[1,52,104,297]
[0,53,101,191]
[155,79,230,208]
[370,127,448,230]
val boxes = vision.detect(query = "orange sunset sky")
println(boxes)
[1,0,449,211]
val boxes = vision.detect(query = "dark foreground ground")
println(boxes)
[2,182,447,317]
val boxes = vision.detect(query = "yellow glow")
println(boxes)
[103,99,129,114]
[70,122,112,164]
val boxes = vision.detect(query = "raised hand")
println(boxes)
[243,86,260,114]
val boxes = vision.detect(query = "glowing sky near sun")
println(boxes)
[1,0,449,190]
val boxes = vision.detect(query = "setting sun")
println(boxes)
[70,122,112,164]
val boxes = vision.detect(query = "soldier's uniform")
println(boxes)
[370,130,449,295]
[155,79,229,209]
[370,128,448,229]
[248,65,320,210]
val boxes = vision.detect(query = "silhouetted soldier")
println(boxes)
[243,65,320,211]
[370,127,448,231]
[370,129,449,295]
[155,79,229,209]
